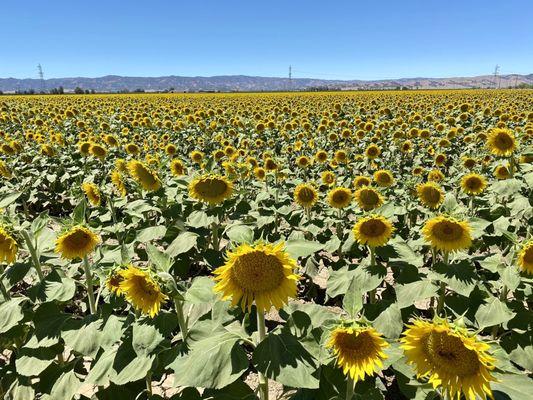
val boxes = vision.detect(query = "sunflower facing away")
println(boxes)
[0,227,18,264]
[106,269,125,296]
[119,265,168,317]
[460,173,487,196]
[517,240,533,275]
[127,160,161,191]
[111,169,127,197]
[55,225,100,259]
[401,319,496,400]
[417,182,444,209]
[294,183,318,209]
[486,128,517,157]
[422,216,472,252]
[353,215,394,247]
[327,187,352,209]
[81,182,101,206]
[354,187,384,211]
[189,174,233,205]
[213,242,299,312]
[327,323,389,383]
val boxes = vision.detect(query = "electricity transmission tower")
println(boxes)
[492,65,500,89]
[37,64,45,92]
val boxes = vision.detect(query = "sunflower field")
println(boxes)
[0,90,532,400]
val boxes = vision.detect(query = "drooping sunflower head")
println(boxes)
[106,268,126,296]
[354,187,384,211]
[373,170,394,187]
[170,159,186,177]
[78,141,92,156]
[493,165,511,180]
[460,173,487,196]
[326,323,389,383]
[55,225,100,260]
[327,187,352,209]
[401,318,496,400]
[486,128,517,157]
[422,216,472,252]
[353,176,371,188]
[294,183,318,209]
[213,242,299,312]
[127,160,161,192]
[119,265,168,317]
[189,174,233,205]
[517,240,533,275]
[110,169,127,197]
[0,227,18,264]
[81,182,101,206]
[353,215,394,247]
[417,182,444,209]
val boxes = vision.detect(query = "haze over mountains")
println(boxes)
[1,73,532,93]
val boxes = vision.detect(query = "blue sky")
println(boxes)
[1,0,532,80]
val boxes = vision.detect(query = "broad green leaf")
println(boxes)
[343,277,363,317]
[187,210,215,228]
[61,317,102,358]
[171,331,248,389]
[146,243,172,272]
[391,239,424,267]
[0,191,22,208]
[396,280,438,309]
[132,321,165,356]
[49,369,81,400]
[225,224,254,244]
[285,239,325,259]
[166,231,198,256]
[0,297,26,334]
[492,372,533,400]
[135,225,166,242]
[469,217,491,239]
[253,329,319,389]
[372,303,403,339]
[475,297,516,329]
[185,276,217,304]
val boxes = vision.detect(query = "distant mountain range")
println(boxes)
[1,73,532,93]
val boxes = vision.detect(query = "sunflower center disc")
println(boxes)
[298,188,315,202]
[64,229,92,249]
[359,190,379,206]
[425,331,480,377]
[335,331,377,359]
[231,251,285,292]
[195,179,228,198]
[360,220,386,237]
[435,221,462,241]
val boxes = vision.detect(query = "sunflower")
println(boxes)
[354,187,384,211]
[365,144,381,159]
[327,187,352,209]
[125,142,140,155]
[81,182,101,206]
[321,171,336,186]
[401,319,496,400]
[119,265,168,317]
[296,155,311,168]
[315,150,328,163]
[428,169,445,183]
[0,227,18,264]
[0,160,12,179]
[327,323,389,383]
[422,216,472,252]
[294,183,318,209]
[106,269,125,295]
[517,240,533,275]
[417,182,444,209]
[486,128,516,157]
[493,165,510,180]
[373,170,394,187]
[127,160,161,191]
[189,174,233,205]
[190,150,204,164]
[213,242,299,312]
[460,173,487,196]
[78,141,92,156]
[111,169,127,197]
[353,176,371,188]
[55,225,100,260]
[170,159,186,177]
[353,215,394,247]
[90,144,107,160]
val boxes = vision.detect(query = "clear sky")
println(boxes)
[1,0,532,80]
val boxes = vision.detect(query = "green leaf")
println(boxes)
[113,354,155,385]
[0,191,22,208]
[0,297,26,334]
[171,331,248,389]
[135,225,166,242]
[475,297,516,329]
[146,243,172,272]
[132,321,165,356]
[285,239,325,259]
[203,379,257,400]
[166,231,199,256]
[15,346,58,376]
[372,303,403,339]
[61,317,102,358]
[49,369,81,400]
[391,239,424,267]
[225,224,254,244]
[395,280,438,309]
[253,329,319,389]
[343,277,363,317]
[185,276,217,304]
[469,217,491,239]
[492,372,533,400]
[187,210,215,228]
[71,200,86,224]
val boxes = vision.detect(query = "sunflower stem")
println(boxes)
[174,297,188,340]
[0,265,11,301]
[345,375,355,400]
[21,230,45,282]
[369,246,377,304]
[436,251,449,316]
[256,310,269,400]
[83,256,97,314]
[492,285,508,339]
[145,370,153,397]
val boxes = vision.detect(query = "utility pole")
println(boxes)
[37,64,45,92]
